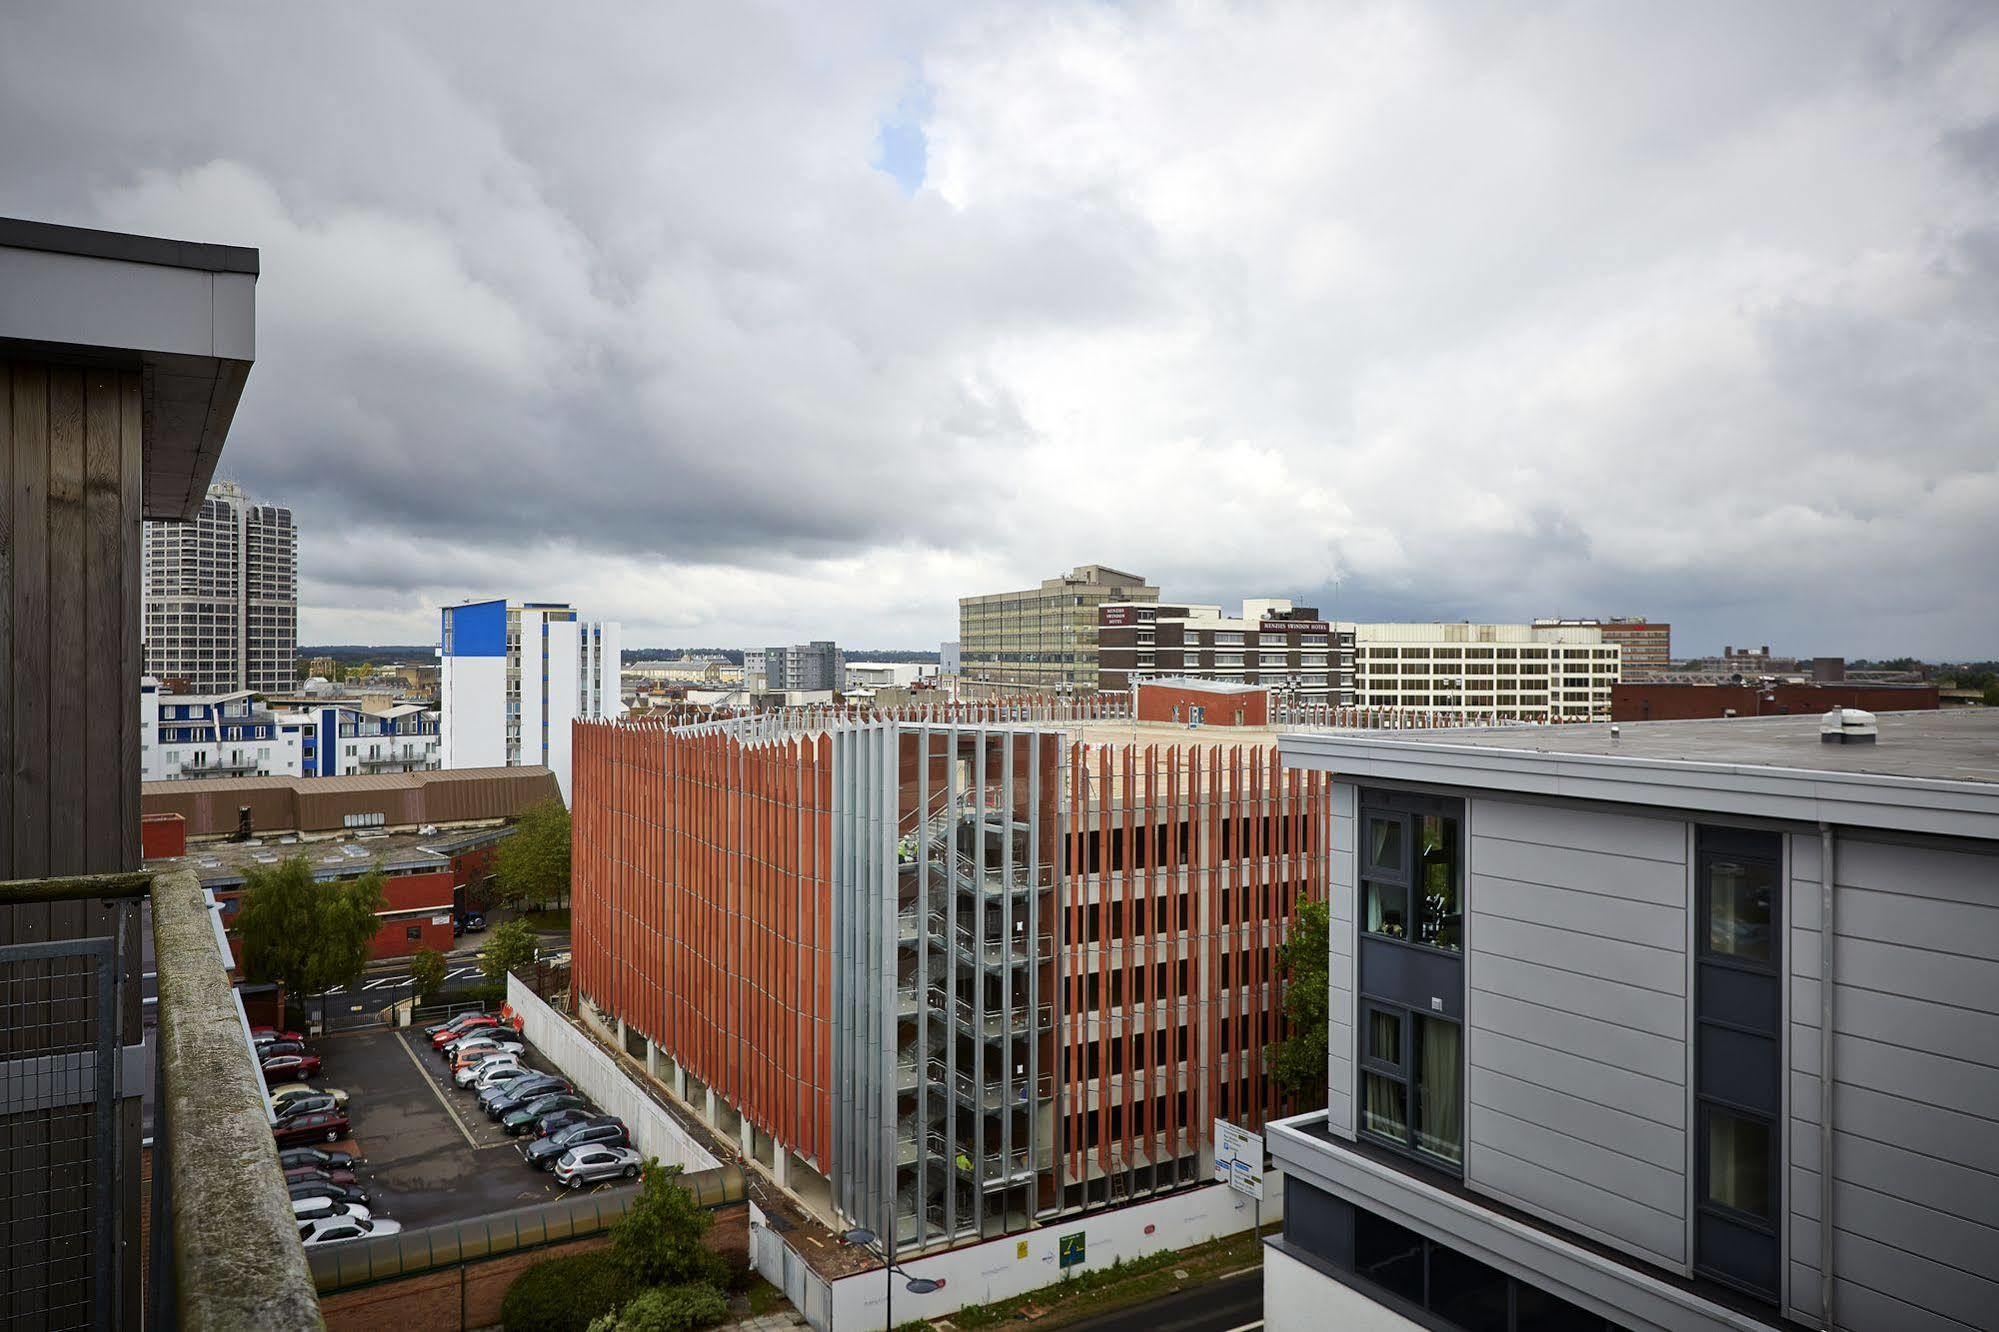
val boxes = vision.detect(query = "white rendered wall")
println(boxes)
[518,609,546,770]
[821,1179,1278,1331]
[508,976,721,1172]
[139,684,163,781]
[1265,1244,1420,1332]
[544,618,580,798]
[440,655,507,770]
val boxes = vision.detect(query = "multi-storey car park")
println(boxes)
[571,698,1329,1257]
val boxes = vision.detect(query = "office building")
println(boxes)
[1534,616,1672,679]
[1098,599,1357,705]
[747,640,847,692]
[1265,709,1999,1332]
[437,598,622,799]
[572,707,1327,1256]
[143,478,298,693]
[960,565,1159,694]
[1352,623,1618,722]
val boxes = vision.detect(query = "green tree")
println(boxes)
[1271,898,1330,1105]
[408,947,447,1005]
[611,1161,729,1291]
[494,799,572,910]
[481,918,540,987]
[232,855,387,1014]
[584,1285,728,1332]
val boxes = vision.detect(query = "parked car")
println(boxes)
[300,1215,402,1247]
[273,1110,350,1147]
[449,1033,525,1064]
[457,1054,523,1088]
[482,1074,566,1117]
[284,1164,360,1189]
[278,1146,357,1173]
[259,1040,307,1059]
[553,1145,643,1188]
[431,1015,500,1051]
[471,1063,536,1095]
[288,1178,369,1207]
[275,1093,342,1122]
[460,911,487,932]
[270,1084,349,1111]
[251,1026,305,1046]
[262,1054,322,1084]
[523,1117,628,1170]
[503,1092,587,1136]
[531,1107,596,1140]
[423,1010,488,1040]
[291,1195,371,1224]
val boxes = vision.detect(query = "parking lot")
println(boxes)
[313,1024,636,1229]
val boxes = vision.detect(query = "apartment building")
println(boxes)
[143,478,298,693]
[1353,623,1618,722]
[747,640,847,691]
[1265,709,1999,1332]
[289,701,439,776]
[1098,598,1358,704]
[437,597,622,798]
[140,677,300,780]
[571,708,1325,1258]
[960,565,1159,694]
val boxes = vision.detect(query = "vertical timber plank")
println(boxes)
[12,361,50,881]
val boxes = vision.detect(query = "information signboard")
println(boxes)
[1213,1118,1264,1202]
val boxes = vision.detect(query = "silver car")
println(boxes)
[299,1214,402,1247]
[552,1145,643,1189]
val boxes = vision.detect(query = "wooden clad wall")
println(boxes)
[2,359,146,880]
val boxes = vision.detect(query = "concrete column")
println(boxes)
[645,1037,659,1079]
[773,1146,789,1189]
[616,1017,627,1051]
[673,1064,686,1100]
[704,1086,717,1124]
[739,1118,754,1159]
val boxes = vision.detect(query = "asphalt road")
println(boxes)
[1060,1269,1263,1332]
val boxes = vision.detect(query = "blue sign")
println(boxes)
[1058,1232,1085,1269]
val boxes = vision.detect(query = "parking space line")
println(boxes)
[395,1030,481,1150]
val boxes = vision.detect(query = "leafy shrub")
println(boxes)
[502,1249,639,1332]
[586,1284,729,1332]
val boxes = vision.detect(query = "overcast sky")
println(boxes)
[6,3,1996,657]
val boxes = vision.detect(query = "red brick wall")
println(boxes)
[1613,682,1940,722]
[140,812,186,859]
[1136,681,1269,727]
[219,868,456,965]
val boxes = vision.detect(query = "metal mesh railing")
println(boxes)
[0,938,114,1331]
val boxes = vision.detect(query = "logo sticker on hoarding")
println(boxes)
[1059,1232,1085,1269]
[1017,1240,1029,1260]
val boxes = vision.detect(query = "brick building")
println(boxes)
[1612,679,1940,722]
[1098,599,1357,705]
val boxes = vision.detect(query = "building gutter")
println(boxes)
[1818,824,1836,1330]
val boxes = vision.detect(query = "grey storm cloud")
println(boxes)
[2,1,1995,656]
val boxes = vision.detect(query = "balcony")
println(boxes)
[0,868,320,1327]
[179,755,264,776]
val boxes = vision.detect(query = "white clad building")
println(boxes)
[1351,622,1618,722]
[438,598,622,799]
[140,677,303,781]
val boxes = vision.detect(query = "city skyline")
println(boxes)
[4,3,1995,658]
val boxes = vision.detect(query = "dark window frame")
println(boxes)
[1359,792,1464,959]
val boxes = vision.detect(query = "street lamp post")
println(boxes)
[841,1226,943,1331]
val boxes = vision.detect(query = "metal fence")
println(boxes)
[0,931,121,1329]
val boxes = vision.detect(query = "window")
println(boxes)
[1361,804,1461,952]
[1360,1002,1463,1166]
[405,925,422,942]
[1693,826,1783,1303]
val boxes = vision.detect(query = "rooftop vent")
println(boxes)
[1821,708,1878,745]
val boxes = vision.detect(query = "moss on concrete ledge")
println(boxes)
[152,867,325,1330]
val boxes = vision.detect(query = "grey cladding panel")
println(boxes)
[1835,884,1999,960]
[1836,836,1999,905]
[1467,799,1687,864]
[1463,797,1689,1272]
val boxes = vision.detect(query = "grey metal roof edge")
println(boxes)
[1277,732,1999,840]
[0,216,259,274]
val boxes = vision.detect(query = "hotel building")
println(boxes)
[1097,598,1358,705]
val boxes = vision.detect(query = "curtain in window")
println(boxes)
[1363,1073,1406,1138]
[1416,1018,1462,1164]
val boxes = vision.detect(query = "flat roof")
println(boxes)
[0,215,258,519]
[1279,710,1999,840]
[153,823,513,888]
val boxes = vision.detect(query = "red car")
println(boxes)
[250,1026,305,1045]
[431,1015,500,1050]
[273,1109,350,1147]
[262,1053,322,1084]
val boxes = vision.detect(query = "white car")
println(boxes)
[299,1214,403,1247]
[444,1032,524,1059]
[457,1054,523,1087]
[473,1063,536,1093]
[292,1195,371,1223]
[553,1145,644,1189]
